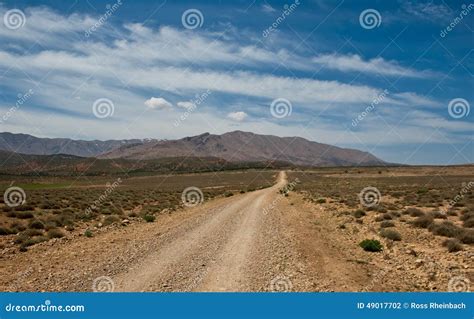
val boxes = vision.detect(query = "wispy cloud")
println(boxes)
[312,54,434,78]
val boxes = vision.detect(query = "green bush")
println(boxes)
[316,198,326,204]
[84,229,93,237]
[359,239,383,252]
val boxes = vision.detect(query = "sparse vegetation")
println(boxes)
[143,215,155,223]
[359,239,383,252]
[380,229,402,241]
[442,239,463,252]
[353,209,366,218]
[380,221,395,228]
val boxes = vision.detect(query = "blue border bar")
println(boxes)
[1,292,472,319]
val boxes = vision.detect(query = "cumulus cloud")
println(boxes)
[227,111,248,121]
[144,97,172,110]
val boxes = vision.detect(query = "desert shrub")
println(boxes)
[28,220,45,229]
[374,215,384,222]
[6,211,16,217]
[103,215,120,226]
[442,239,463,252]
[390,211,401,218]
[16,212,34,219]
[376,206,387,213]
[428,221,462,238]
[0,227,15,235]
[23,236,48,247]
[458,229,474,244]
[224,191,234,197]
[462,218,474,228]
[460,212,474,222]
[353,209,366,218]
[382,213,393,220]
[405,208,424,217]
[429,211,447,219]
[380,229,402,241]
[14,204,35,211]
[239,190,245,194]
[22,229,43,236]
[412,215,434,228]
[84,229,93,237]
[143,215,155,223]
[359,239,383,252]
[316,198,326,204]
[47,228,64,239]
[380,221,395,228]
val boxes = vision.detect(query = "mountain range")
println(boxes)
[0,131,386,175]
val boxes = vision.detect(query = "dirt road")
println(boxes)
[115,171,296,291]
[1,171,377,292]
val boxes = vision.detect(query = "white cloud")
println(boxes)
[144,97,172,110]
[176,101,196,110]
[312,54,433,78]
[227,111,248,121]
[0,3,464,160]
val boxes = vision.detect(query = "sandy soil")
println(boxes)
[0,171,471,292]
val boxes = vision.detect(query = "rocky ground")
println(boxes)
[0,171,472,292]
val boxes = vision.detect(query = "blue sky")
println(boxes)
[0,0,472,165]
